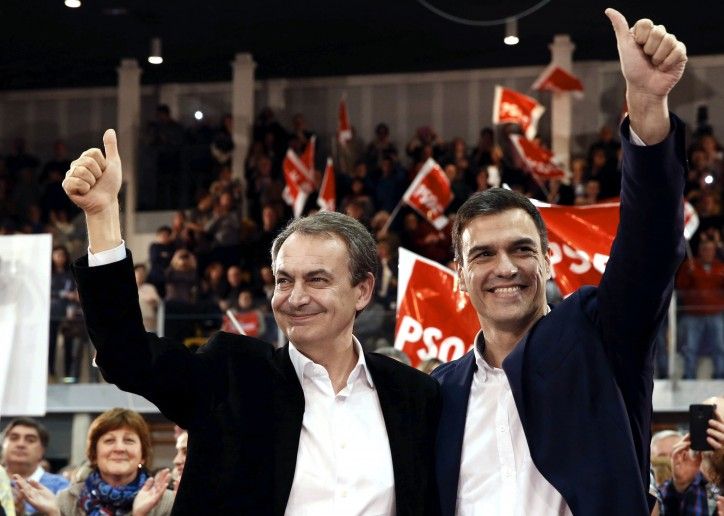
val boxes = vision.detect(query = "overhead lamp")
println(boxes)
[65,0,81,7]
[194,111,204,121]
[504,18,519,46]
[148,37,163,65]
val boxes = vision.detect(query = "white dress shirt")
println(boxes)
[285,339,395,516]
[456,335,572,516]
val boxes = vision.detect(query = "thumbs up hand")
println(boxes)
[606,8,687,99]
[63,129,122,215]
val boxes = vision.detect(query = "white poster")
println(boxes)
[0,234,51,416]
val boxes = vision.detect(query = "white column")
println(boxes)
[70,413,92,465]
[231,53,256,217]
[548,34,575,171]
[266,79,288,113]
[116,59,142,250]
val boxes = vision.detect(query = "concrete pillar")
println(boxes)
[266,79,288,113]
[70,413,92,465]
[116,59,142,249]
[548,34,575,172]
[231,53,256,218]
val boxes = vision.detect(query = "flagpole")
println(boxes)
[380,200,404,237]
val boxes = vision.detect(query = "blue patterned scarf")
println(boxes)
[79,469,148,516]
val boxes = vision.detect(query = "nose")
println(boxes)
[493,252,518,278]
[287,281,310,308]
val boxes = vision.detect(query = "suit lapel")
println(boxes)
[366,354,411,515]
[271,345,305,516]
[436,351,476,516]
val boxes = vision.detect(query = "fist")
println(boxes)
[63,129,122,215]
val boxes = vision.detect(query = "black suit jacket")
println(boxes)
[74,255,440,515]
[433,115,687,515]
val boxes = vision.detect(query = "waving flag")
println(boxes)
[532,64,584,95]
[395,248,478,367]
[509,135,566,180]
[492,86,545,139]
[317,158,336,212]
[684,200,699,241]
[402,158,453,230]
[338,96,352,144]
[282,136,316,218]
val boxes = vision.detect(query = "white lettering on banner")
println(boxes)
[501,102,530,127]
[394,315,468,363]
[548,241,610,276]
[413,184,440,213]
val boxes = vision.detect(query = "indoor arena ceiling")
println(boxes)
[2,0,724,90]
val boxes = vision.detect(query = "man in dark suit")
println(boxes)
[63,133,439,512]
[433,9,687,516]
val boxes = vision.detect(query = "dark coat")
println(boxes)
[74,254,440,515]
[433,116,687,516]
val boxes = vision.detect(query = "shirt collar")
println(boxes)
[473,331,502,382]
[288,336,374,389]
[29,465,44,482]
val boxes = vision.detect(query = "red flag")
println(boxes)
[492,86,545,139]
[532,64,584,95]
[402,158,453,230]
[395,248,478,367]
[317,157,336,212]
[282,140,316,218]
[222,311,263,337]
[532,200,619,297]
[509,134,566,180]
[338,96,352,144]
[684,200,699,241]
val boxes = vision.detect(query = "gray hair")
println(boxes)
[270,211,378,286]
[375,347,411,366]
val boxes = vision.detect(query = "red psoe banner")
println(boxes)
[533,200,619,297]
[395,248,479,367]
[402,158,453,230]
[492,86,545,139]
[509,135,566,180]
[532,64,584,94]
[282,136,316,218]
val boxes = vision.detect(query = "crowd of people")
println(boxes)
[0,96,721,381]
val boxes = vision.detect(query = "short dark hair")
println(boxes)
[2,418,50,450]
[271,211,378,287]
[452,188,549,263]
[156,225,172,235]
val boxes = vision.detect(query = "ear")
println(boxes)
[544,249,552,280]
[456,262,468,292]
[354,272,375,311]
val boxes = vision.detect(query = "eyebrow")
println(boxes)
[467,238,539,258]
[274,268,333,279]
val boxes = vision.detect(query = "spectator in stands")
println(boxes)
[146,105,185,210]
[406,125,443,164]
[40,141,71,186]
[253,108,287,155]
[5,137,39,181]
[199,261,228,310]
[676,238,724,379]
[445,163,472,214]
[544,178,575,205]
[375,347,411,365]
[135,264,161,332]
[577,178,602,205]
[257,265,275,304]
[170,211,194,251]
[204,191,241,267]
[223,265,250,310]
[375,237,397,310]
[469,127,502,173]
[584,145,621,199]
[172,431,188,492]
[165,249,197,305]
[15,409,173,516]
[0,465,13,516]
[365,123,398,171]
[660,396,724,514]
[147,226,175,298]
[340,177,374,220]
[589,125,621,165]
[373,156,404,214]
[221,289,266,338]
[1,418,69,514]
[256,203,285,266]
[418,358,443,375]
[12,168,41,223]
[651,429,683,487]
[49,245,79,378]
[289,113,315,150]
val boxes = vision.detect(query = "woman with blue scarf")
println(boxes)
[14,409,174,516]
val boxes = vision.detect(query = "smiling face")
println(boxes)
[458,208,550,335]
[271,233,373,351]
[95,427,144,487]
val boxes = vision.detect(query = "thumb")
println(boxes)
[605,8,630,41]
[103,128,120,161]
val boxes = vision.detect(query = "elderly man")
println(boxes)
[433,9,687,515]
[1,419,68,514]
[63,136,439,514]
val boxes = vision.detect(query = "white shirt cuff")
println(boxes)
[88,241,127,267]
[629,127,646,146]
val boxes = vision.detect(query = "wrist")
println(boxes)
[626,89,670,145]
[86,200,122,254]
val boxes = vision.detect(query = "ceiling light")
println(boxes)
[704,174,714,185]
[65,0,81,7]
[148,37,163,65]
[194,111,204,121]
[504,18,519,46]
